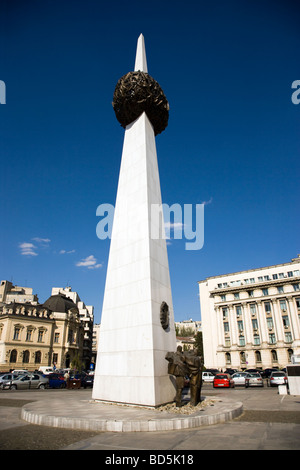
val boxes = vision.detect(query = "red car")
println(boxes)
[213,373,234,388]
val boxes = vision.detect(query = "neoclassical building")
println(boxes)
[0,292,84,372]
[199,255,300,370]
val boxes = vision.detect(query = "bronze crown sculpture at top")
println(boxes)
[112,71,169,136]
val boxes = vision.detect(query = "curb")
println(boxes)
[21,396,243,432]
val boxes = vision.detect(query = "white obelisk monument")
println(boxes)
[92,35,176,406]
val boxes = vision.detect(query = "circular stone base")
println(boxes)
[21,395,243,432]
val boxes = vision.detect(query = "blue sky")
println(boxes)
[1,0,299,323]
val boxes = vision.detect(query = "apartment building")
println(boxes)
[199,255,300,370]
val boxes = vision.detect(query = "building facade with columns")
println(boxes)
[199,255,300,370]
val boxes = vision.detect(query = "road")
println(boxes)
[0,382,299,451]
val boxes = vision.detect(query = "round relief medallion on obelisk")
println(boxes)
[112,70,169,136]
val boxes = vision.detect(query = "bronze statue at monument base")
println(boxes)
[166,346,203,407]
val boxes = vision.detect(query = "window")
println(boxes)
[250,278,255,284]
[10,349,17,363]
[267,317,274,329]
[222,307,228,319]
[248,290,254,297]
[38,330,45,342]
[279,273,284,279]
[258,276,263,282]
[273,274,278,280]
[277,286,284,294]
[294,270,300,277]
[35,351,41,364]
[13,327,20,341]
[269,333,276,344]
[285,332,292,342]
[293,284,300,292]
[237,320,244,332]
[240,351,246,362]
[253,334,260,345]
[250,304,256,315]
[223,322,229,332]
[252,318,258,330]
[26,329,33,341]
[296,298,300,310]
[225,352,231,363]
[235,305,242,317]
[287,271,293,278]
[68,329,75,343]
[262,288,269,296]
[264,275,270,281]
[255,350,262,362]
[282,315,290,328]
[225,338,231,347]
[23,350,30,363]
[239,336,245,346]
[234,292,240,300]
[54,333,60,343]
[280,299,287,311]
[271,349,278,361]
[264,302,271,314]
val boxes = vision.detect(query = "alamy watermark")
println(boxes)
[291,80,300,105]
[96,203,204,251]
[0,80,6,104]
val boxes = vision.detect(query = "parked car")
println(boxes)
[245,369,262,374]
[0,373,19,389]
[48,373,66,389]
[231,372,250,386]
[205,369,219,376]
[224,368,238,376]
[81,374,94,388]
[261,368,279,379]
[38,366,54,375]
[213,373,234,388]
[245,372,264,387]
[4,373,49,390]
[11,369,29,376]
[202,371,215,382]
[267,371,288,387]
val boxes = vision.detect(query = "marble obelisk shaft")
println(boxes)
[92,36,176,406]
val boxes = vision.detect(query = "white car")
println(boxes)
[202,371,215,382]
[268,371,288,387]
[245,372,264,387]
[231,372,250,386]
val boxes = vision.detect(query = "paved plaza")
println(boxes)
[0,383,299,451]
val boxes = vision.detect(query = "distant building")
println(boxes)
[0,281,94,371]
[0,280,39,304]
[0,292,83,371]
[92,323,101,363]
[199,255,300,370]
[51,287,94,369]
[175,319,201,335]
[175,319,201,351]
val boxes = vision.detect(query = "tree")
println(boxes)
[193,331,204,359]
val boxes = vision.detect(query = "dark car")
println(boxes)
[261,368,279,379]
[48,373,66,389]
[81,374,94,388]
[205,369,219,376]
[224,368,238,376]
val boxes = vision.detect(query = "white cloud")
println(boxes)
[76,255,102,269]
[59,249,75,254]
[19,242,38,256]
[32,237,51,244]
